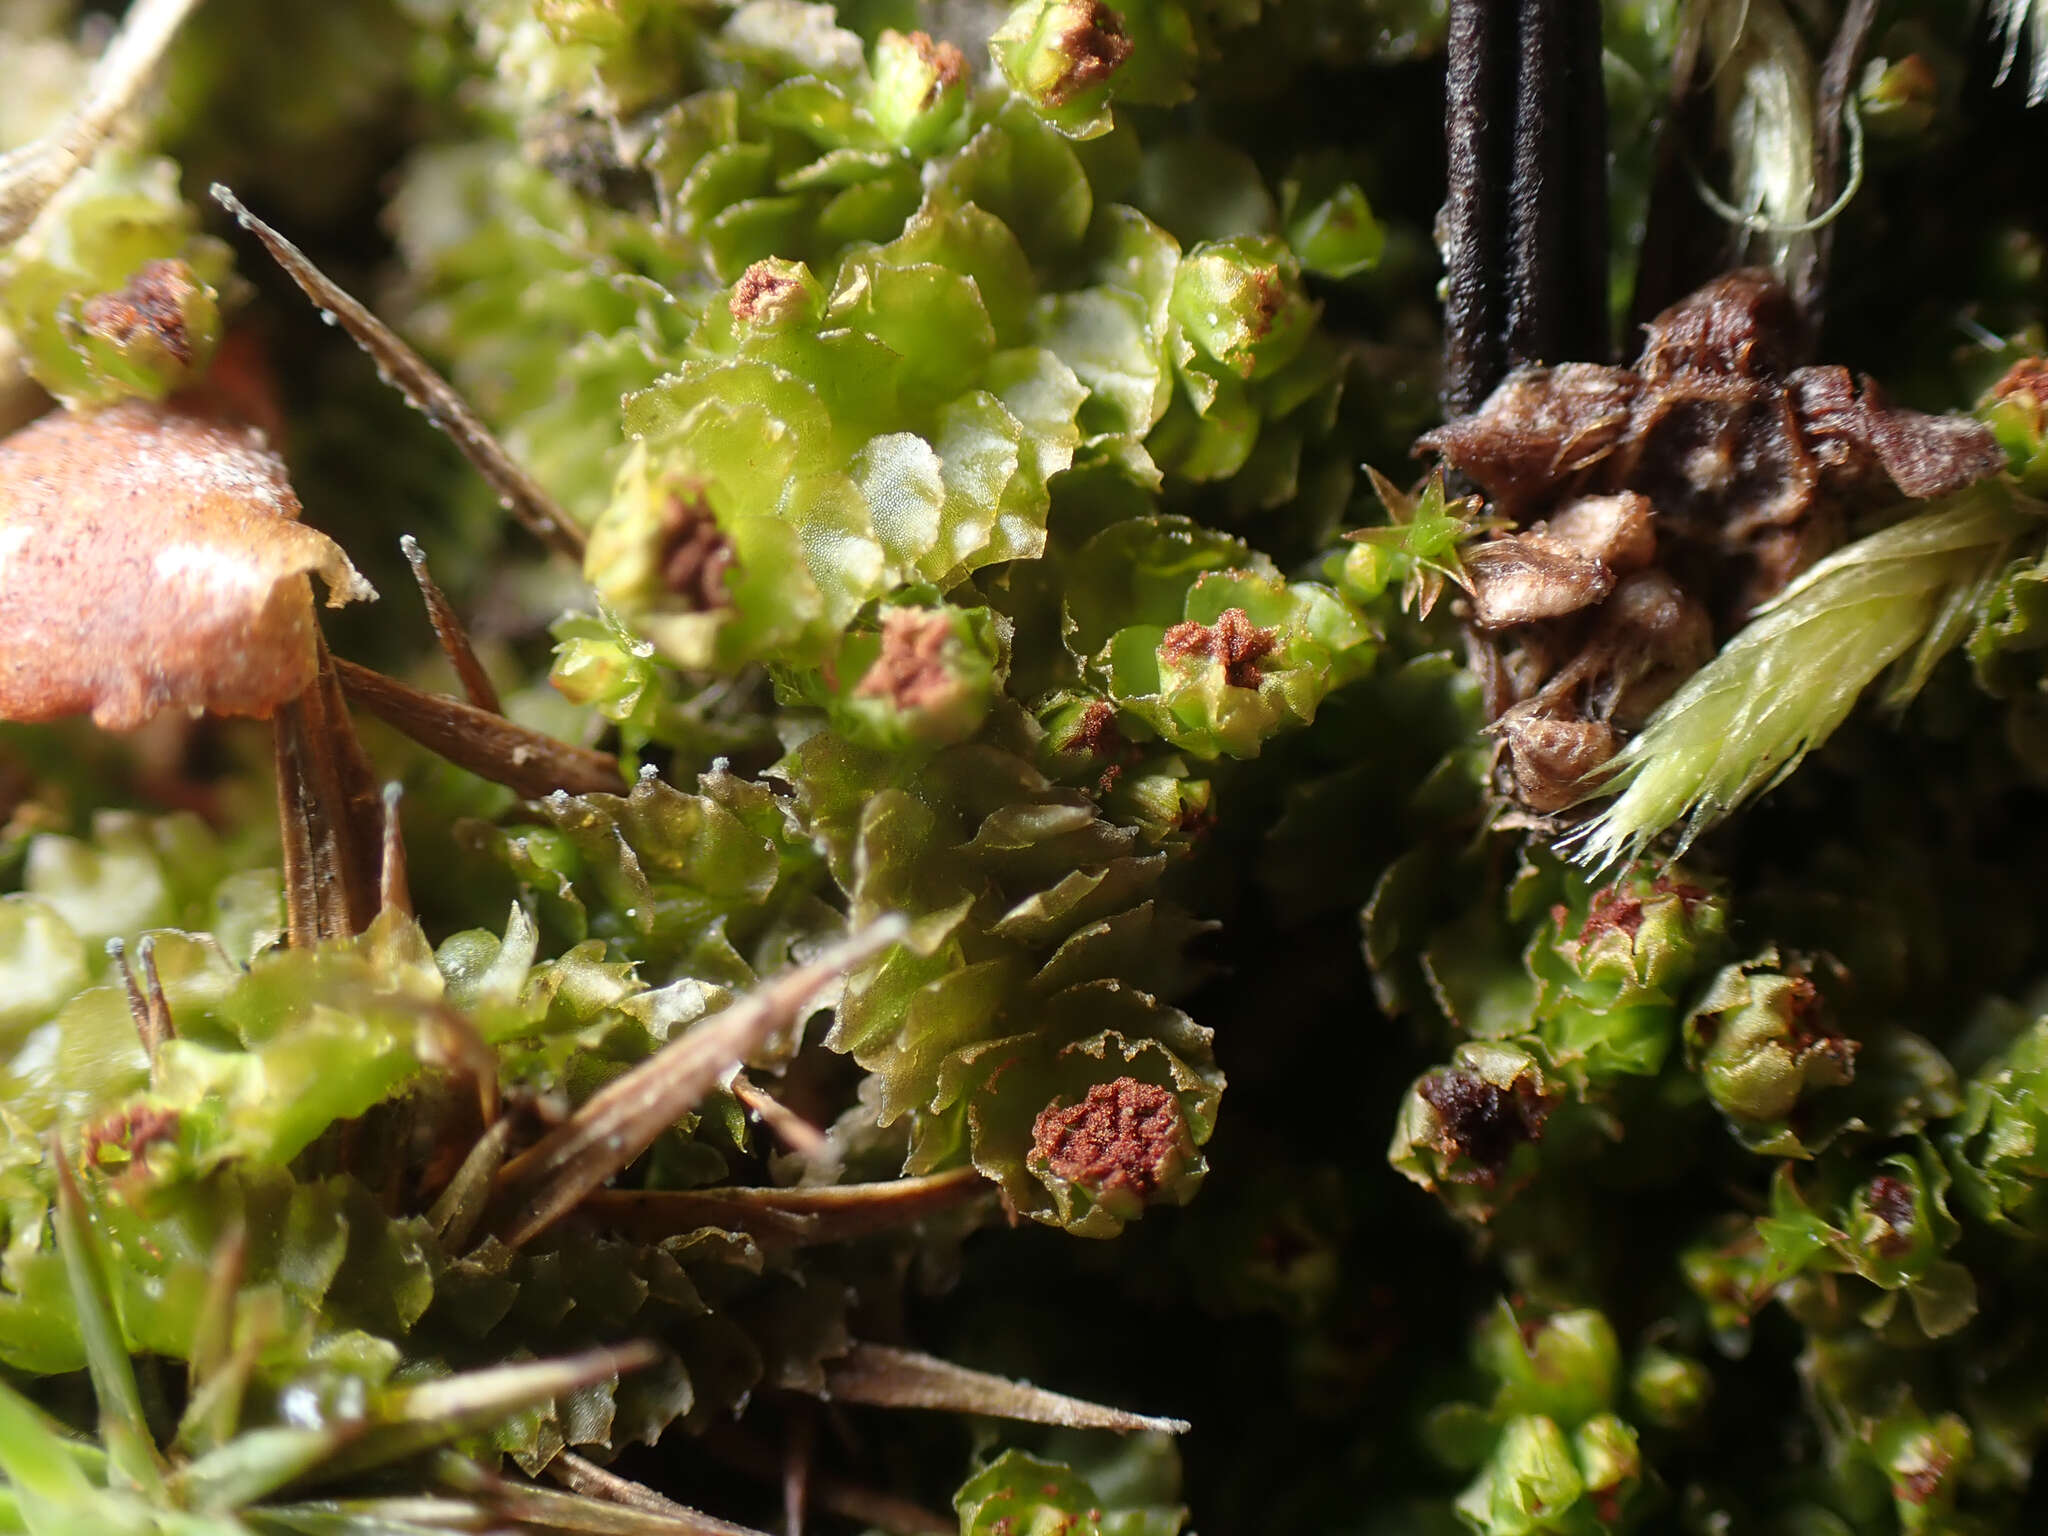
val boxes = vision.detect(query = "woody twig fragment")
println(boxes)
[542,1452,775,1536]
[582,1166,993,1247]
[1793,0,1879,323]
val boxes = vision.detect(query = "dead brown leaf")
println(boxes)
[0,399,372,730]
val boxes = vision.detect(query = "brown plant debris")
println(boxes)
[438,1453,773,1536]
[211,184,586,562]
[275,641,385,944]
[1420,270,2005,606]
[1032,1078,1189,1200]
[1438,0,1610,415]
[584,1166,993,1247]
[332,656,627,799]
[817,1342,1189,1433]
[1416,268,2005,816]
[1574,874,1709,944]
[84,1103,180,1167]
[729,1070,829,1157]
[488,917,907,1250]
[0,399,373,731]
[544,1452,779,1536]
[1160,607,1279,689]
[401,535,502,714]
[903,29,967,97]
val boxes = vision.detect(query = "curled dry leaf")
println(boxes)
[0,399,373,730]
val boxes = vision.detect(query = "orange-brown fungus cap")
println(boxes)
[0,399,373,730]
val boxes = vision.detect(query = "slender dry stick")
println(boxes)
[460,1482,770,1536]
[333,656,627,798]
[1794,0,1879,328]
[705,1431,955,1536]
[427,1116,515,1253]
[783,1403,813,1536]
[731,1071,831,1158]
[545,1452,777,1535]
[106,937,169,1079]
[401,535,504,714]
[1503,0,1569,369]
[583,1166,993,1247]
[490,917,907,1250]
[1444,0,1609,413]
[816,1343,1190,1434]
[274,698,351,944]
[274,640,385,943]
[0,0,205,244]
[378,782,412,917]
[210,184,585,562]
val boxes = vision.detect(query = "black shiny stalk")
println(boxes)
[1443,0,1610,416]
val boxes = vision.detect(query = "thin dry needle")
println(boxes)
[210,184,585,563]
[491,916,907,1250]
[817,1342,1190,1434]
[401,535,504,714]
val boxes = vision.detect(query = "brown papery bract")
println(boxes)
[0,399,373,730]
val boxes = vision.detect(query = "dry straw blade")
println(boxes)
[490,916,908,1249]
[817,1342,1190,1434]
